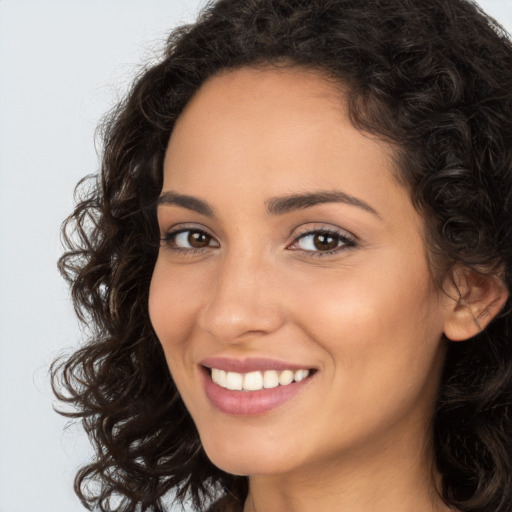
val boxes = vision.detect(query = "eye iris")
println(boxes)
[188,231,210,248]
[314,233,338,251]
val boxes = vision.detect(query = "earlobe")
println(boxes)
[442,266,509,342]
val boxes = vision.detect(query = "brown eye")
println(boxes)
[312,233,338,251]
[290,229,355,254]
[165,229,218,250]
[188,230,212,248]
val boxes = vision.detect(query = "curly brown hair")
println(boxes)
[52,0,512,511]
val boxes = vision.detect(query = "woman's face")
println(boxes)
[149,67,454,478]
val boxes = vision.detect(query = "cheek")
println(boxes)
[289,250,444,374]
[148,259,200,359]
[286,261,445,447]
[148,259,209,412]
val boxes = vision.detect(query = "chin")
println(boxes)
[200,432,297,477]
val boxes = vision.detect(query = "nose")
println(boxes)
[197,252,285,344]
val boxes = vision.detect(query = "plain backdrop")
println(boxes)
[0,1,511,511]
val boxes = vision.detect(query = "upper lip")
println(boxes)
[200,356,314,373]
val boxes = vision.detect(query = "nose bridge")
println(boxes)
[198,246,283,343]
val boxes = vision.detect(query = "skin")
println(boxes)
[149,66,459,512]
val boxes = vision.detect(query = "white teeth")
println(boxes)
[295,369,309,382]
[263,370,279,389]
[211,368,227,387]
[243,371,263,391]
[226,371,243,390]
[211,368,311,391]
[279,369,294,386]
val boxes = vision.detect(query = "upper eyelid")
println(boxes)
[290,224,357,242]
[160,223,217,237]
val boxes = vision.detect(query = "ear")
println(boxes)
[443,266,509,342]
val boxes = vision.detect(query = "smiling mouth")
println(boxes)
[208,368,313,391]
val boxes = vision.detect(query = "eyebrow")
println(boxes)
[157,189,380,218]
[266,190,380,217]
[157,191,215,217]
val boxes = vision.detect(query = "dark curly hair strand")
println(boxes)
[52,1,512,511]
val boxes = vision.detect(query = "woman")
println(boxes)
[53,1,512,511]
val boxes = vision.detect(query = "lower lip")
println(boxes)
[202,369,313,416]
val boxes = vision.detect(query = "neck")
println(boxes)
[242,426,452,512]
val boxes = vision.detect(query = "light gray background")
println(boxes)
[0,1,510,511]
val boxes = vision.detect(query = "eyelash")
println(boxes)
[160,228,218,255]
[288,228,356,257]
[160,226,356,258]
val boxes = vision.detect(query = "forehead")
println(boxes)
[164,66,396,195]
[181,65,347,122]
